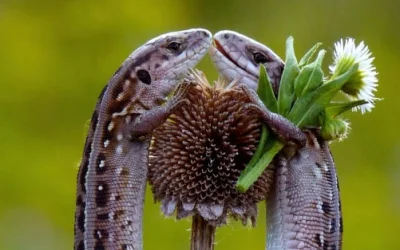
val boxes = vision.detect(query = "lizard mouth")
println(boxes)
[213,39,249,74]
[212,39,257,80]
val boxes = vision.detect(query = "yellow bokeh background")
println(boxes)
[0,0,399,249]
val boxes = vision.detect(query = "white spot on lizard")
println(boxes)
[314,167,323,180]
[116,145,123,154]
[116,167,123,175]
[319,233,325,246]
[107,121,114,131]
[99,160,105,168]
[321,163,329,172]
[108,212,115,221]
[316,200,324,214]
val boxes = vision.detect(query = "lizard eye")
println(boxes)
[166,41,181,52]
[253,52,269,64]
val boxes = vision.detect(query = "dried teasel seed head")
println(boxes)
[148,70,275,226]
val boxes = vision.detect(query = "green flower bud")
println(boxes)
[321,114,350,141]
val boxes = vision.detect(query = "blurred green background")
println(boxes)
[1,0,399,249]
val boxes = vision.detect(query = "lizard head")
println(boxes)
[210,30,284,94]
[118,28,212,99]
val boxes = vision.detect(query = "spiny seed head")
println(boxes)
[148,71,274,226]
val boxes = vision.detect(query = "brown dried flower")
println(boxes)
[148,71,274,226]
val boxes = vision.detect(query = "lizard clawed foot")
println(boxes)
[240,85,306,147]
[164,80,196,113]
[130,81,195,141]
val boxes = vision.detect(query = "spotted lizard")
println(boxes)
[210,30,343,250]
[74,28,212,250]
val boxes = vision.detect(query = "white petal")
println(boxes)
[329,38,379,113]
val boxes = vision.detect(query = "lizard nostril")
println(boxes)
[224,34,230,39]
[201,31,208,37]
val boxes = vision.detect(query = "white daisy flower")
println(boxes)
[329,38,379,113]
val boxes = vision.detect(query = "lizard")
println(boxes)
[209,30,343,250]
[74,28,212,250]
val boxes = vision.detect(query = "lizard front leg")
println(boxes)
[240,84,306,146]
[130,81,194,140]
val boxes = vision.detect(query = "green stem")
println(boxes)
[245,125,268,169]
[236,140,284,192]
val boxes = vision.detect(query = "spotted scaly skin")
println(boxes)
[267,130,342,250]
[210,30,343,250]
[74,29,212,250]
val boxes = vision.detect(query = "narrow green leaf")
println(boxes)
[239,66,277,192]
[278,36,300,116]
[257,65,278,112]
[294,50,326,98]
[288,63,359,127]
[314,49,326,68]
[298,42,322,68]
[245,125,268,170]
[294,65,324,98]
[237,140,284,192]
[326,100,368,117]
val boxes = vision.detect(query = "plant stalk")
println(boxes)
[190,215,215,250]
